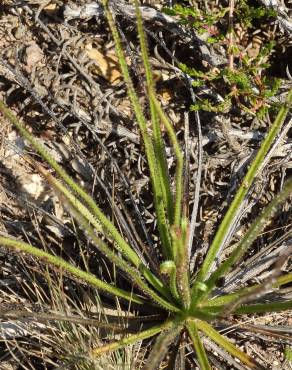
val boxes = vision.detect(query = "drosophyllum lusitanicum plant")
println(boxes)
[0,1,291,369]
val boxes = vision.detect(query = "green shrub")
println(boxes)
[165,2,280,117]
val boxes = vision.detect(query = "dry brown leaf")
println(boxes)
[44,3,57,11]
[158,88,173,104]
[85,45,122,85]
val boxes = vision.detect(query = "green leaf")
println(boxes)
[276,273,292,286]
[171,220,191,309]
[143,320,183,370]
[187,321,211,370]
[160,260,180,301]
[38,162,172,301]
[0,99,169,297]
[151,95,184,229]
[0,102,141,269]
[135,0,174,228]
[205,177,292,294]
[0,236,144,304]
[47,173,179,313]
[235,300,292,315]
[195,320,260,369]
[284,347,292,362]
[191,89,292,307]
[91,319,174,357]
[202,273,292,308]
[101,1,173,259]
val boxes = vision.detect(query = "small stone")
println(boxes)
[24,42,44,72]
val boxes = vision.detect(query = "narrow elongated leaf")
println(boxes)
[0,100,149,276]
[171,220,191,309]
[160,260,180,301]
[193,88,292,287]
[191,176,292,310]
[235,300,292,314]
[204,177,292,294]
[202,272,292,308]
[134,0,174,226]
[195,320,261,369]
[91,319,173,356]
[196,271,292,318]
[0,99,168,296]
[187,321,211,370]
[100,2,172,258]
[276,273,292,286]
[0,236,144,304]
[36,162,171,300]
[143,321,183,370]
[47,174,180,313]
[151,94,184,229]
